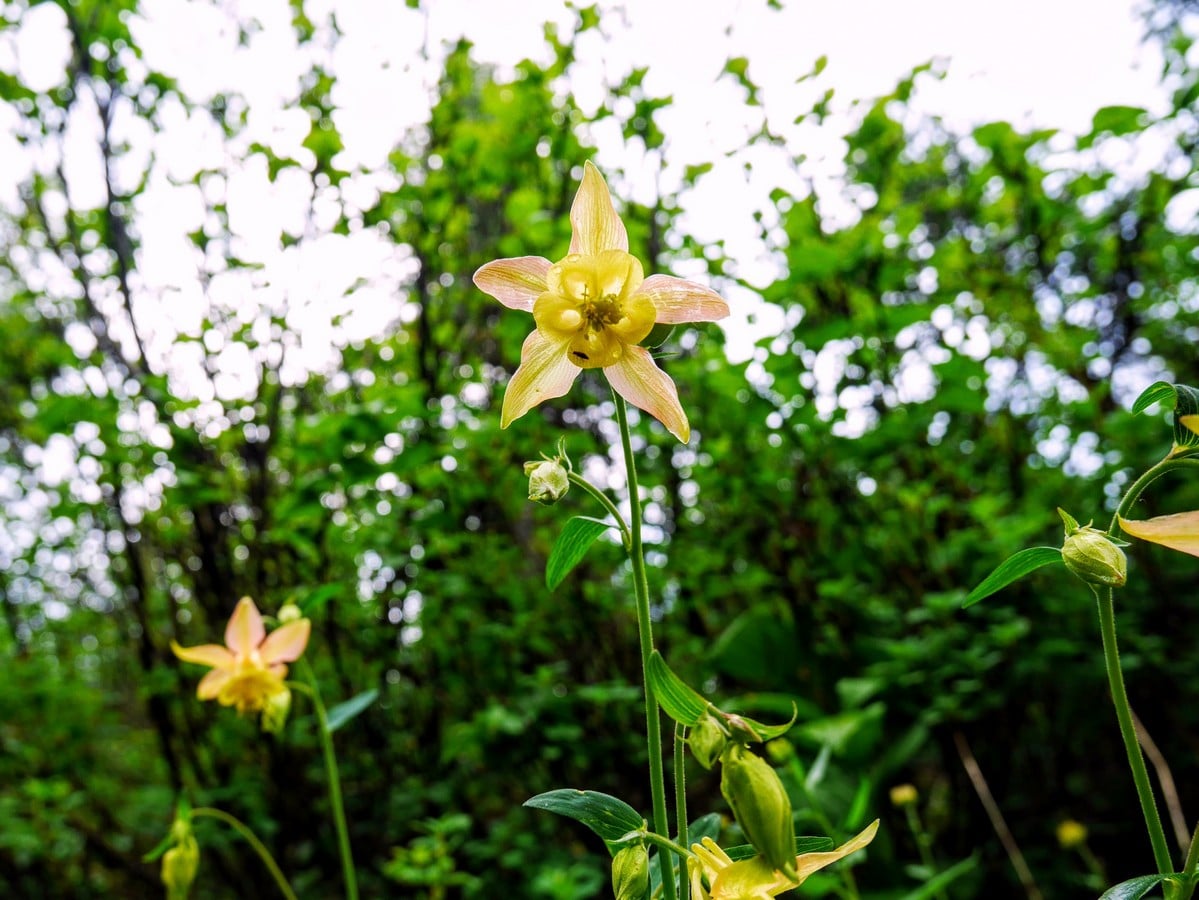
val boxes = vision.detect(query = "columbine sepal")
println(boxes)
[719,744,797,880]
[611,844,650,900]
[1058,508,1127,588]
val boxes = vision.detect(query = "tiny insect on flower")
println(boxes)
[172,597,311,716]
[473,161,729,442]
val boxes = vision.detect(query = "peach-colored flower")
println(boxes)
[688,820,879,900]
[1120,512,1199,558]
[473,161,729,442]
[172,597,310,714]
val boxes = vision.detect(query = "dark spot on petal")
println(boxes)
[572,351,589,361]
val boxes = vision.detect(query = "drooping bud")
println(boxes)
[525,459,570,506]
[161,832,200,900]
[611,844,650,900]
[720,743,796,880]
[260,686,293,734]
[1059,509,1127,588]
[889,784,918,808]
[689,714,728,770]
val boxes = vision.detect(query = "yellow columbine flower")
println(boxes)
[473,161,730,442]
[688,820,878,900]
[1119,511,1199,558]
[172,597,311,714]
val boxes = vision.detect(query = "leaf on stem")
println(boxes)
[325,688,379,734]
[546,516,614,590]
[524,789,644,849]
[962,547,1062,608]
[1099,873,1180,900]
[1131,381,1199,457]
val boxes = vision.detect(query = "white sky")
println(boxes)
[0,0,1175,384]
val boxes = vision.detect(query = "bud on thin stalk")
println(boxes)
[611,844,650,900]
[720,744,796,879]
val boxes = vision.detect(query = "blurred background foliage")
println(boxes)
[1,0,1198,897]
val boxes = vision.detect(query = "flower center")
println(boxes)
[535,250,655,369]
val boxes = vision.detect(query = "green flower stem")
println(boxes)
[298,660,359,900]
[191,807,299,900]
[1176,822,1199,900]
[614,393,677,900]
[567,471,632,548]
[639,830,695,862]
[1109,457,1199,534]
[903,806,948,900]
[1095,585,1173,877]
[675,723,690,900]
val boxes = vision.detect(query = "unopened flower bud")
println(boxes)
[689,714,728,770]
[525,460,570,506]
[260,686,292,734]
[277,603,303,624]
[720,743,796,880]
[1056,819,1088,849]
[611,844,650,900]
[161,833,199,900]
[1059,510,1126,588]
[890,784,918,808]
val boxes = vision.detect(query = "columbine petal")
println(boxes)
[473,256,552,312]
[225,597,265,655]
[713,856,792,899]
[605,346,690,442]
[1120,512,1199,558]
[569,161,628,256]
[259,618,311,665]
[171,641,235,669]
[197,667,233,701]
[502,329,579,427]
[791,820,879,883]
[633,274,730,324]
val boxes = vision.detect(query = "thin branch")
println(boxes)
[954,731,1043,900]
[1133,707,1189,856]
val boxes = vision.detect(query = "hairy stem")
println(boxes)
[615,394,676,900]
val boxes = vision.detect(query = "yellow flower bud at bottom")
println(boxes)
[889,784,918,808]
[162,834,200,900]
[611,845,650,900]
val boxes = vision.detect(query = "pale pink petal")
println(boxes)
[501,330,579,427]
[259,619,311,665]
[473,256,552,312]
[1181,414,1199,436]
[197,667,233,701]
[633,274,730,324]
[604,346,690,443]
[171,641,235,669]
[225,597,265,654]
[569,161,628,256]
[1120,512,1199,558]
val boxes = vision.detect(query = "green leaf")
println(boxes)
[1099,874,1178,900]
[897,854,980,900]
[647,651,710,726]
[325,688,379,734]
[524,790,644,846]
[546,516,613,591]
[1131,381,1199,456]
[1132,380,1177,415]
[725,836,835,861]
[962,547,1062,608]
[1091,105,1148,136]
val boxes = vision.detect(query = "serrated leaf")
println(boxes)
[962,547,1062,608]
[1099,874,1179,900]
[546,516,613,591]
[647,651,710,726]
[524,790,644,846]
[325,688,379,734]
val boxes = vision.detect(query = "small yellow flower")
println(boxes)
[1119,511,1199,558]
[1056,819,1088,849]
[473,161,729,442]
[688,820,878,900]
[889,784,918,808]
[172,597,311,715]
